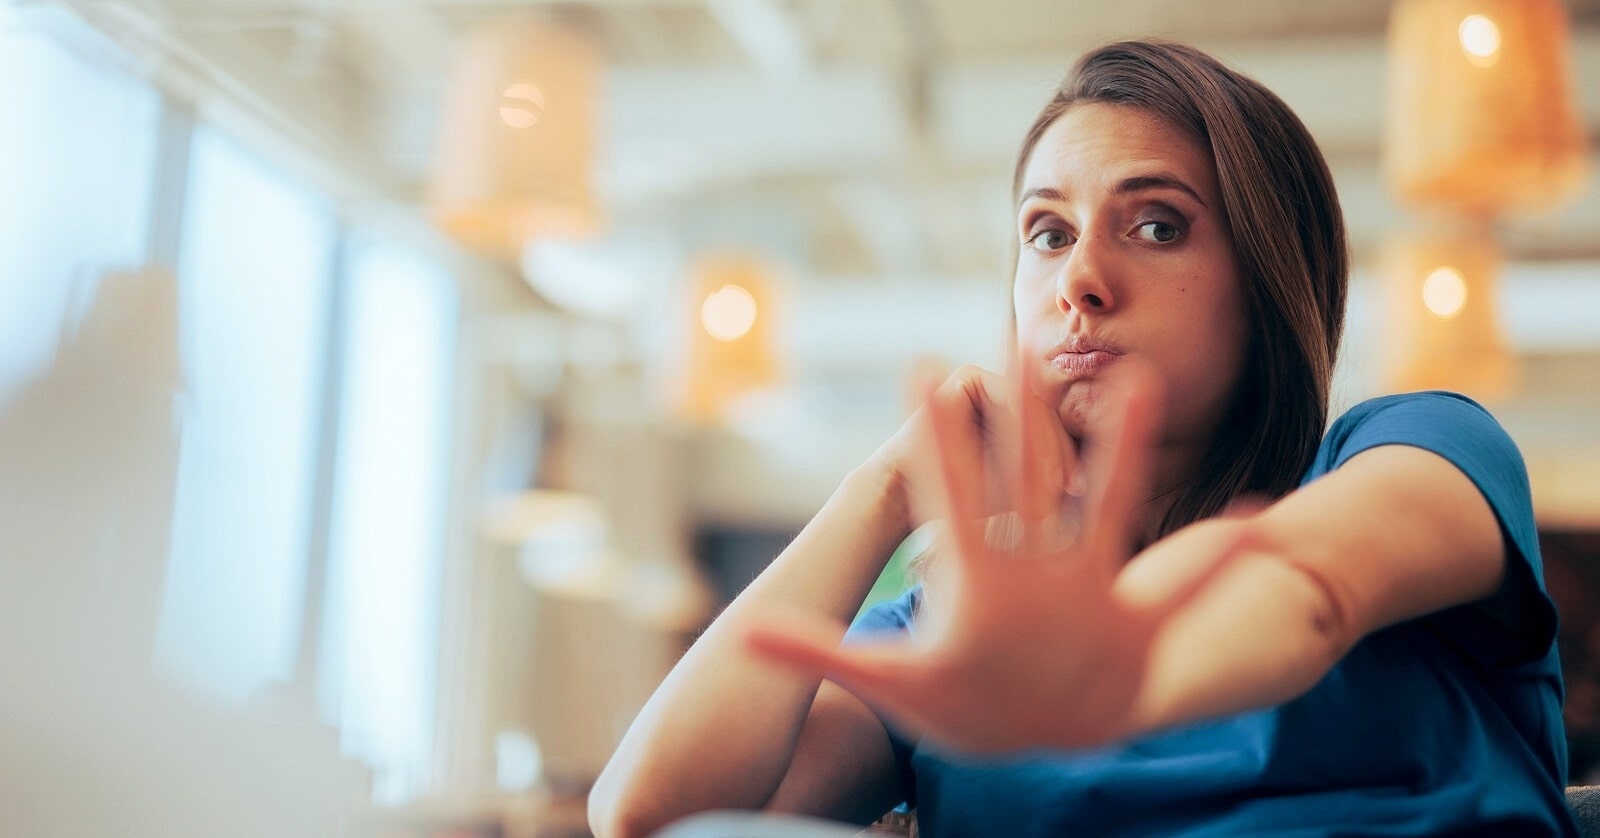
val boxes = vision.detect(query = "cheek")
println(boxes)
[1012,286,1050,349]
[1013,261,1064,315]
[1162,280,1250,428]
[1012,271,1042,320]
[1210,281,1251,367]
[1174,262,1247,352]
[1013,257,1061,302]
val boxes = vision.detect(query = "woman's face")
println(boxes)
[1013,102,1250,446]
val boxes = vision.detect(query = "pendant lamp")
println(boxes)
[1382,229,1516,400]
[428,19,601,258]
[1384,0,1588,215]
[682,254,781,425]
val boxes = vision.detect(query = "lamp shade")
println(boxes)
[1381,230,1516,400]
[682,254,781,424]
[1384,0,1588,215]
[428,20,601,257]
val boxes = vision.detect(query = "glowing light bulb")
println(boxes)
[499,82,545,128]
[1422,267,1468,319]
[701,284,758,341]
[1458,14,1501,67]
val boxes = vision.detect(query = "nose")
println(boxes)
[1056,232,1116,314]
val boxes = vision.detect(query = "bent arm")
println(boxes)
[1118,443,1508,738]
[588,462,911,838]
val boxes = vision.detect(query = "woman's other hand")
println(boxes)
[869,361,1082,527]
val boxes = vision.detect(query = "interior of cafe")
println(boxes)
[1,1,1597,835]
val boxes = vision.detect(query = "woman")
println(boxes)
[589,40,1573,837]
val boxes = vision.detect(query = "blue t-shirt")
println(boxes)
[846,392,1573,836]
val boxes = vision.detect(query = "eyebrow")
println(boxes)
[1018,173,1208,211]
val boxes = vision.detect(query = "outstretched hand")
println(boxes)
[743,361,1241,753]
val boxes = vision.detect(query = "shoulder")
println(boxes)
[1324,391,1509,451]
[1312,389,1535,553]
[1311,391,1528,499]
[1317,392,1556,671]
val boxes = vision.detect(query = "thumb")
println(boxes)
[1218,494,1273,520]
[1132,520,1262,622]
[742,611,926,712]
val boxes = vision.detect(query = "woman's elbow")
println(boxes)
[1272,552,1361,679]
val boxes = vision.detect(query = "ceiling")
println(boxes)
[28,0,1600,525]
[52,0,1600,287]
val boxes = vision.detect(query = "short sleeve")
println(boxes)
[845,587,919,642]
[1313,391,1557,672]
[843,587,921,806]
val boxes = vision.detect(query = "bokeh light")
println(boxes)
[1422,266,1469,319]
[700,283,758,341]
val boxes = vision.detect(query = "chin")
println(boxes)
[1054,382,1113,440]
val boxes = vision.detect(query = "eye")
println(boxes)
[1025,228,1074,253]
[1133,221,1183,244]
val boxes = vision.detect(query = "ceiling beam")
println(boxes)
[704,0,810,78]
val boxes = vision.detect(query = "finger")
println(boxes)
[742,616,930,714]
[903,357,950,419]
[1008,352,1086,557]
[923,378,990,569]
[1129,519,1260,623]
[1013,355,1065,516]
[1008,352,1048,554]
[1045,406,1085,549]
[1218,494,1272,520]
[1081,363,1164,579]
[1060,422,1086,499]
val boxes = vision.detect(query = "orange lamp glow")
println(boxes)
[682,255,781,424]
[428,20,601,258]
[1384,0,1588,215]
[1382,230,1516,400]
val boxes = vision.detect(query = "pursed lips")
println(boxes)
[1047,336,1124,376]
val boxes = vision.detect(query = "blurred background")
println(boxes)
[0,0,1597,835]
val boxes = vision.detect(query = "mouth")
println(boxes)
[1050,350,1121,376]
[1045,336,1124,377]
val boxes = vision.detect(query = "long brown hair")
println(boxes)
[1013,39,1348,537]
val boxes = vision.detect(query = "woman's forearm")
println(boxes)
[588,460,911,838]
[1115,517,1351,741]
[1119,443,1511,742]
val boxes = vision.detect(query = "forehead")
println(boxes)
[1019,102,1218,200]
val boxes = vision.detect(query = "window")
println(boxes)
[319,232,458,803]
[3,8,464,804]
[157,126,337,702]
[0,6,158,400]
